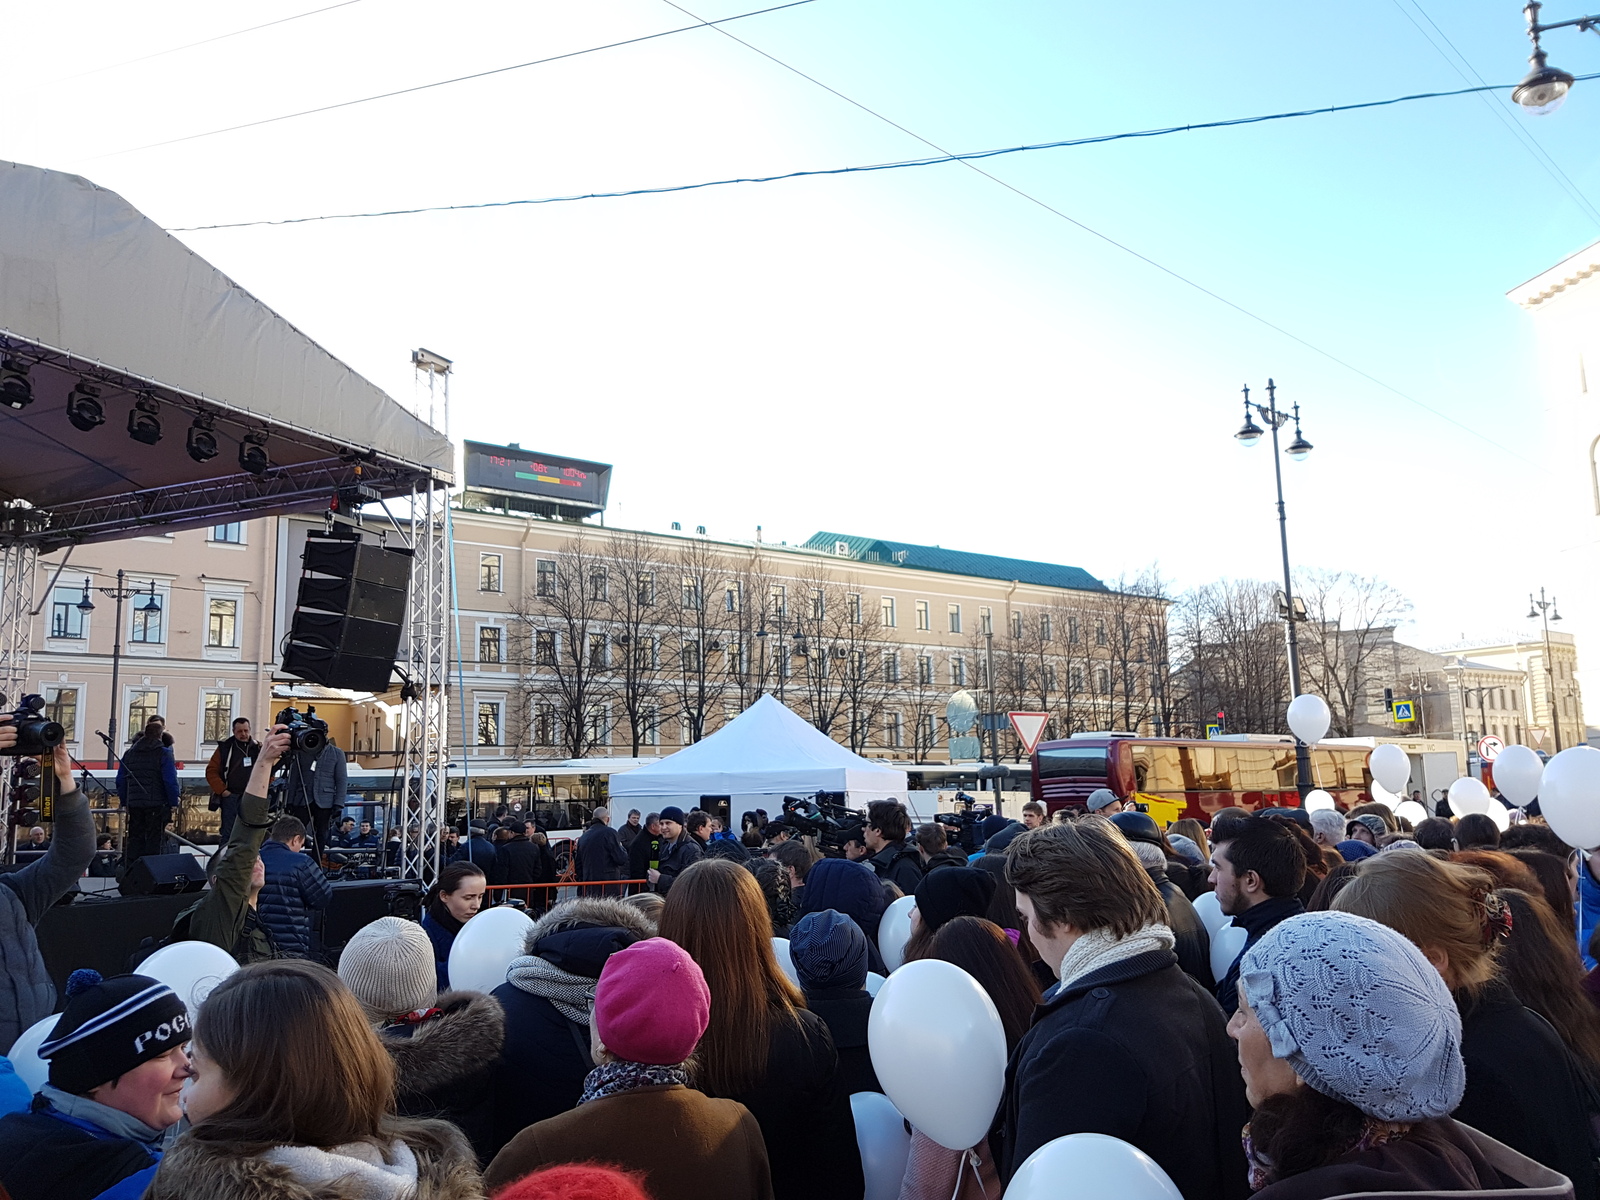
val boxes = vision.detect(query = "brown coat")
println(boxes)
[483,1084,773,1200]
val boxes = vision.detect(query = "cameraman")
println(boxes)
[280,731,346,859]
[863,800,924,894]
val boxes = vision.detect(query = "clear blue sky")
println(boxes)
[8,0,1599,646]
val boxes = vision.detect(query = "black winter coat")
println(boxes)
[804,985,881,1095]
[654,834,703,894]
[1145,866,1213,989]
[117,732,178,809]
[712,1007,865,1200]
[497,834,552,886]
[576,821,628,882]
[994,948,1249,1200]
[382,989,506,1166]
[922,848,970,873]
[1214,894,1304,1017]
[1453,979,1599,1200]
[0,1098,159,1200]
[628,828,664,879]
[867,838,924,895]
[256,838,332,958]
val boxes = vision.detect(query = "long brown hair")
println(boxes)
[657,858,805,1095]
[1505,850,1577,938]
[190,960,396,1151]
[1169,818,1210,863]
[904,916,1040,1052]
[1496,888,1600,1080]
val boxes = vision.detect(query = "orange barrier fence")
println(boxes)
[485,880,652,906]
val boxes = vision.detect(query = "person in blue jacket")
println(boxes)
[115,716,179,867]
[0,970,192,1200]
[256,814,333,959]
[422,860,487,989]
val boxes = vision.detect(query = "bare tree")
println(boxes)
[660,537,735,744]
[727,549,778,710]
[790,574,887,746]
[1168,579,1287,737]
[602,531,669,755]
[1294,569,1412,737]
[901,645,946,760]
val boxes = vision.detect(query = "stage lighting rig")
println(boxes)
[65,382,105,431]
[0,359,32,410]
[238,430,270,475]
[185,413,219,462]
[127,394,162,445]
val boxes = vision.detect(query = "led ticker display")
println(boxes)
[464,442,612,509]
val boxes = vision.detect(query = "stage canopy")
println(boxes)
[607,695,909,819]
[0,160,453,550]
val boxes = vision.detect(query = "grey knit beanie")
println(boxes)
[338,916,438,1020]
[1238,910,1465,1122]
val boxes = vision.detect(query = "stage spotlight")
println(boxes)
[127,394,162,445]
[185,413,219,462]
[238,430,270,475]
[66,382,105,432]
[0,360,32,410]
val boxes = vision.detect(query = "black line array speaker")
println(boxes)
[282,533,413,693]
[122,852,207,896]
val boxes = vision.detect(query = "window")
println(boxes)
[1043,664,1058,691]
[210,522,243,544]
[880,596,896,627]
[479,626,503,664]
[915,600,930,631]
[769,585,787,617]
[1016,660,1027,689]
[1068,615,1080,644]
[588,704,610,746]
[130,586,164,644]
[202,692,234,743]
[477,701,502,746]
[980,606,993,636]
[1095,619,1107,647]
[848,593,862,624]
[127,690,161,734]
[1010,611,1022,639]
[951,656,966,687]
[535,630,556,665]
[480,554,503,593]
[920,713,937,748]
[1041,614,1053,643]
[1071,665,1084,692]
[726,642,744,674]
[683,639,701,672]
[638,706,659,746]
[885,711,904,748]
[948,604,962,634]
[883,650,900,683]
[206,598,238,648]
[637,572,655,606]
[811,588,825,619]
[682,577,702,609]
[49,587,87,639]
[588,634,608,668]
[635,635,658,671]
[725,581,741,613]
[535,704,557,746]
[589,568,608,602]
[917,655,933,685]
[1096,667,1111,693]
[44,687,78,742]
[535,560,556,597]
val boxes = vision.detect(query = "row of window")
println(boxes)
[474,699,935,750]
[49,589,241,648]
[42,685,242,747]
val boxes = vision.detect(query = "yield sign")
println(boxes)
[1530,727,1548,748]
[1008,711,1051,755]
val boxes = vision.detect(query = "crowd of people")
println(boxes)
[3,725,1600,1199]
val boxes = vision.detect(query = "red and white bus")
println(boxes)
[1030,734,1374,822]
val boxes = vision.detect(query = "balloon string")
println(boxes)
[951,1148,986,1200]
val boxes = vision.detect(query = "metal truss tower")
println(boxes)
[0,535,36,860]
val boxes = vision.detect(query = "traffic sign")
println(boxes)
[1008,712,1050,755]
[1392,700,1416,723]
[1477,735,1504,761]
[1205,723,1222,739]
[1530,727,1548,747]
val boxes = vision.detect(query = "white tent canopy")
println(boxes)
[607,696,908,821]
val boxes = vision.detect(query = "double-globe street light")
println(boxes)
[1528,587,1565,752]
[75,570,163,765]
[1234,380,1315,797]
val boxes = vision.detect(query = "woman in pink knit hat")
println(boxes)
[484,938,773,1200]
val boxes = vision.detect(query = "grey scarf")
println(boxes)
[505,954,592,1024]
[40,1083,171,1147]
[1053,923,1176,992]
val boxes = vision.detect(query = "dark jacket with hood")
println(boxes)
[256,838,333,958]
[484,897,654,1159]
[0,1091,165,1200]
[866,837,924,895]
[994,947,1249,1200]
[1144,865,1213,989]
[799,858,891,976]
[1214,894,1304,1018]
[803,985,880,1095]
[380,989,506,1167]
[116,730,178,809]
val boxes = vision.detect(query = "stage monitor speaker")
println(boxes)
[323,878,423,949]
[122,853,207,896]
[283,534,413,692]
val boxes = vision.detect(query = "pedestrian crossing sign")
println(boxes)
[1392,700,1416,723]
[1205,723,1222,739]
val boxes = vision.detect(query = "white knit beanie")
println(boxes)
[338,916,438,1020]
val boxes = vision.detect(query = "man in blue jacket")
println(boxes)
[115,716,178,867]
[256,814,333,958]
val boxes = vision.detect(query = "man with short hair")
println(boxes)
[204,716,260,845]
[331,816,357,848]
[647,806,703,895]
[864,800,923,893]
[1020,801,1045,830]
[25,826,47,851]
[352,819,380,848]
[999,820,1247,1199]
[627,812,664,887]
[841,828,869,862]
[256,814,333,959]
[916,822,968,873]
[689,810,749,863]
[770,838,820,908]
[576,806,628,895]
[1307,807,1345,849]
[618,808,644,851]
[1207,813,1307,1017]
[454,821,499,875]
[1084,788,1125,817]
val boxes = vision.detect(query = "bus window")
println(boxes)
[1188,745,1232,791]
[1311,750,1343,789]
[1272,750,1297,792]
[1132,745,1186,794]
[1035,745,1108,780]
[1234,747,1279,792]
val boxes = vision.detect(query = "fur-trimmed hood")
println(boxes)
[521,896,656,956]
[381,991,504,1100]
[147,1117,486,1200]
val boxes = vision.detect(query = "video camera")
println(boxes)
[275,704,329,754]
[0,693,65,758]
[934,792,993,853]
[781,792,867,856]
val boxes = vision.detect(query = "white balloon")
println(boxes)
[447,905,534,995]
[6,1015,56,1095]
[1485,802,1511,832]
[868,959,1006,1151]
[1394,800,1429,827]
[878,895,916,973]
[864,972,886,996]
[1286,694,1331,745]
[771,938,799,986]
[1304,789,1335,813]
[1369,744,1411,795]
[1191,890,1228,939]
[1448,777,1492,817]
[1493,744,1544,807]
[139,940,240,1018]
[1540,745,1600,850]
[851,1091,912,1200]
[1006,1133,1184,1200]
[1209,922,1246,986]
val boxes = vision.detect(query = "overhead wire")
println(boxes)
[91,0,817,159]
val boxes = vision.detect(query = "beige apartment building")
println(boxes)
[1447,631,1587,753]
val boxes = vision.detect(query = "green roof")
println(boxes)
[803,532,1108,592]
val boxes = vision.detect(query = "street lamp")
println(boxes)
[1234,380,1314,797]
[755,597,789,702]
[1512,2,1589,114]
[1528,587,1564,751]
[77,571,162,765]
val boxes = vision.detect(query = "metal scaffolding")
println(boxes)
[0,536,38,860]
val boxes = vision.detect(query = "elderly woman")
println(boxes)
[1230,909,1573,1197]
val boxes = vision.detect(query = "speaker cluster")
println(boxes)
[282,533,414,694]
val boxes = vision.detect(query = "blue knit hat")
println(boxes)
[1238,910,1465,1122]
[789,909,869,991]
[1336,839,1378,862]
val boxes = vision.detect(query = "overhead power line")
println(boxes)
[93,0,817,159]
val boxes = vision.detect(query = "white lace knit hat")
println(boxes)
[338,916,438,1020]
[1238,910,1465,1122]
